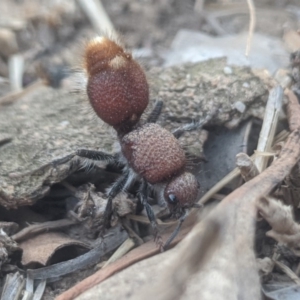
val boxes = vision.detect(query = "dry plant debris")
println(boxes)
[72,129,300,300]
[0,1,300,299]
[258,197,300,256]
[62,89,300,299]
[56,226,193,300]
[19,232,90,266]
[27,224,128,281]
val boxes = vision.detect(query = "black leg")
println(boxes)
[138,180,162,247]
[163,209,188,250]
[102,170,131,227]
[172,109,217,139]
[51,153,76,166]
[76,149,118,163]
[51,149,119,170]
[147,100,163,123]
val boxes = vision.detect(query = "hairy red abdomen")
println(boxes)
[84,37,149,132]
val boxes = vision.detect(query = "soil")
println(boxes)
[0,0,300,299]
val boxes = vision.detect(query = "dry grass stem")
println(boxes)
[0,80,44,106]
[199,87,284,206]
[198,167,240,205]
[27,225,127,280]
[32,280,46,300]
[12,219,78,243]
[273,260,300,285]
[1,272,24,300]
[245,0,256,56]
[126,214,178,227]
[102,238,135,268]
[121,220,144,245]
[198,127,289,207]
[56,227,191,300]
[76,0,118,40]
[8,54,24,92]
[274,130,290,144]
[254,86,283,172]
[24,277,33,300]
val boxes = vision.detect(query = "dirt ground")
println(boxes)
[1,0,300,299]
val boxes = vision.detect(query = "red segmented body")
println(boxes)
[81,36,201,248]
[121,123,186,184]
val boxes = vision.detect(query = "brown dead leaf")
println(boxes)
[19,232,90,266]
[56,226,192,300]
[113,193,136,217]
[256,257,274,276]
[257,197,300,256]
[75,185,135,230]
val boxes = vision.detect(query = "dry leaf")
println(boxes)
[257,197,300,255]
[19,232,90,266]
[256,257,274,276]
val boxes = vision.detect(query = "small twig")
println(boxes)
[0,80,44,106]
[1,272,24,300]
[254,86,283,172]
[22,277,33,300]
[25,277,33,295]
[286,89,300,131]
[198,128,289,206]
[27,225,128,280]
[121,219,144,245]
[245,0,256,56]
[21,291,32,300]
[295,261,300,276]
[198,167,240,205]
[32,280,46,300]
[236,153,259,182]
[241,120,253,153]
[274,130,289,144]
[126,214,177,227]
[56,226,191,300]
[12,219,78,242]
[210,193,226,201]
[76,0,118,39]
[102,238,135,268]
[273,260,300,285]
[8,54,24,92]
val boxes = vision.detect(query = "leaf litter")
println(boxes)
[1,1,300,300]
